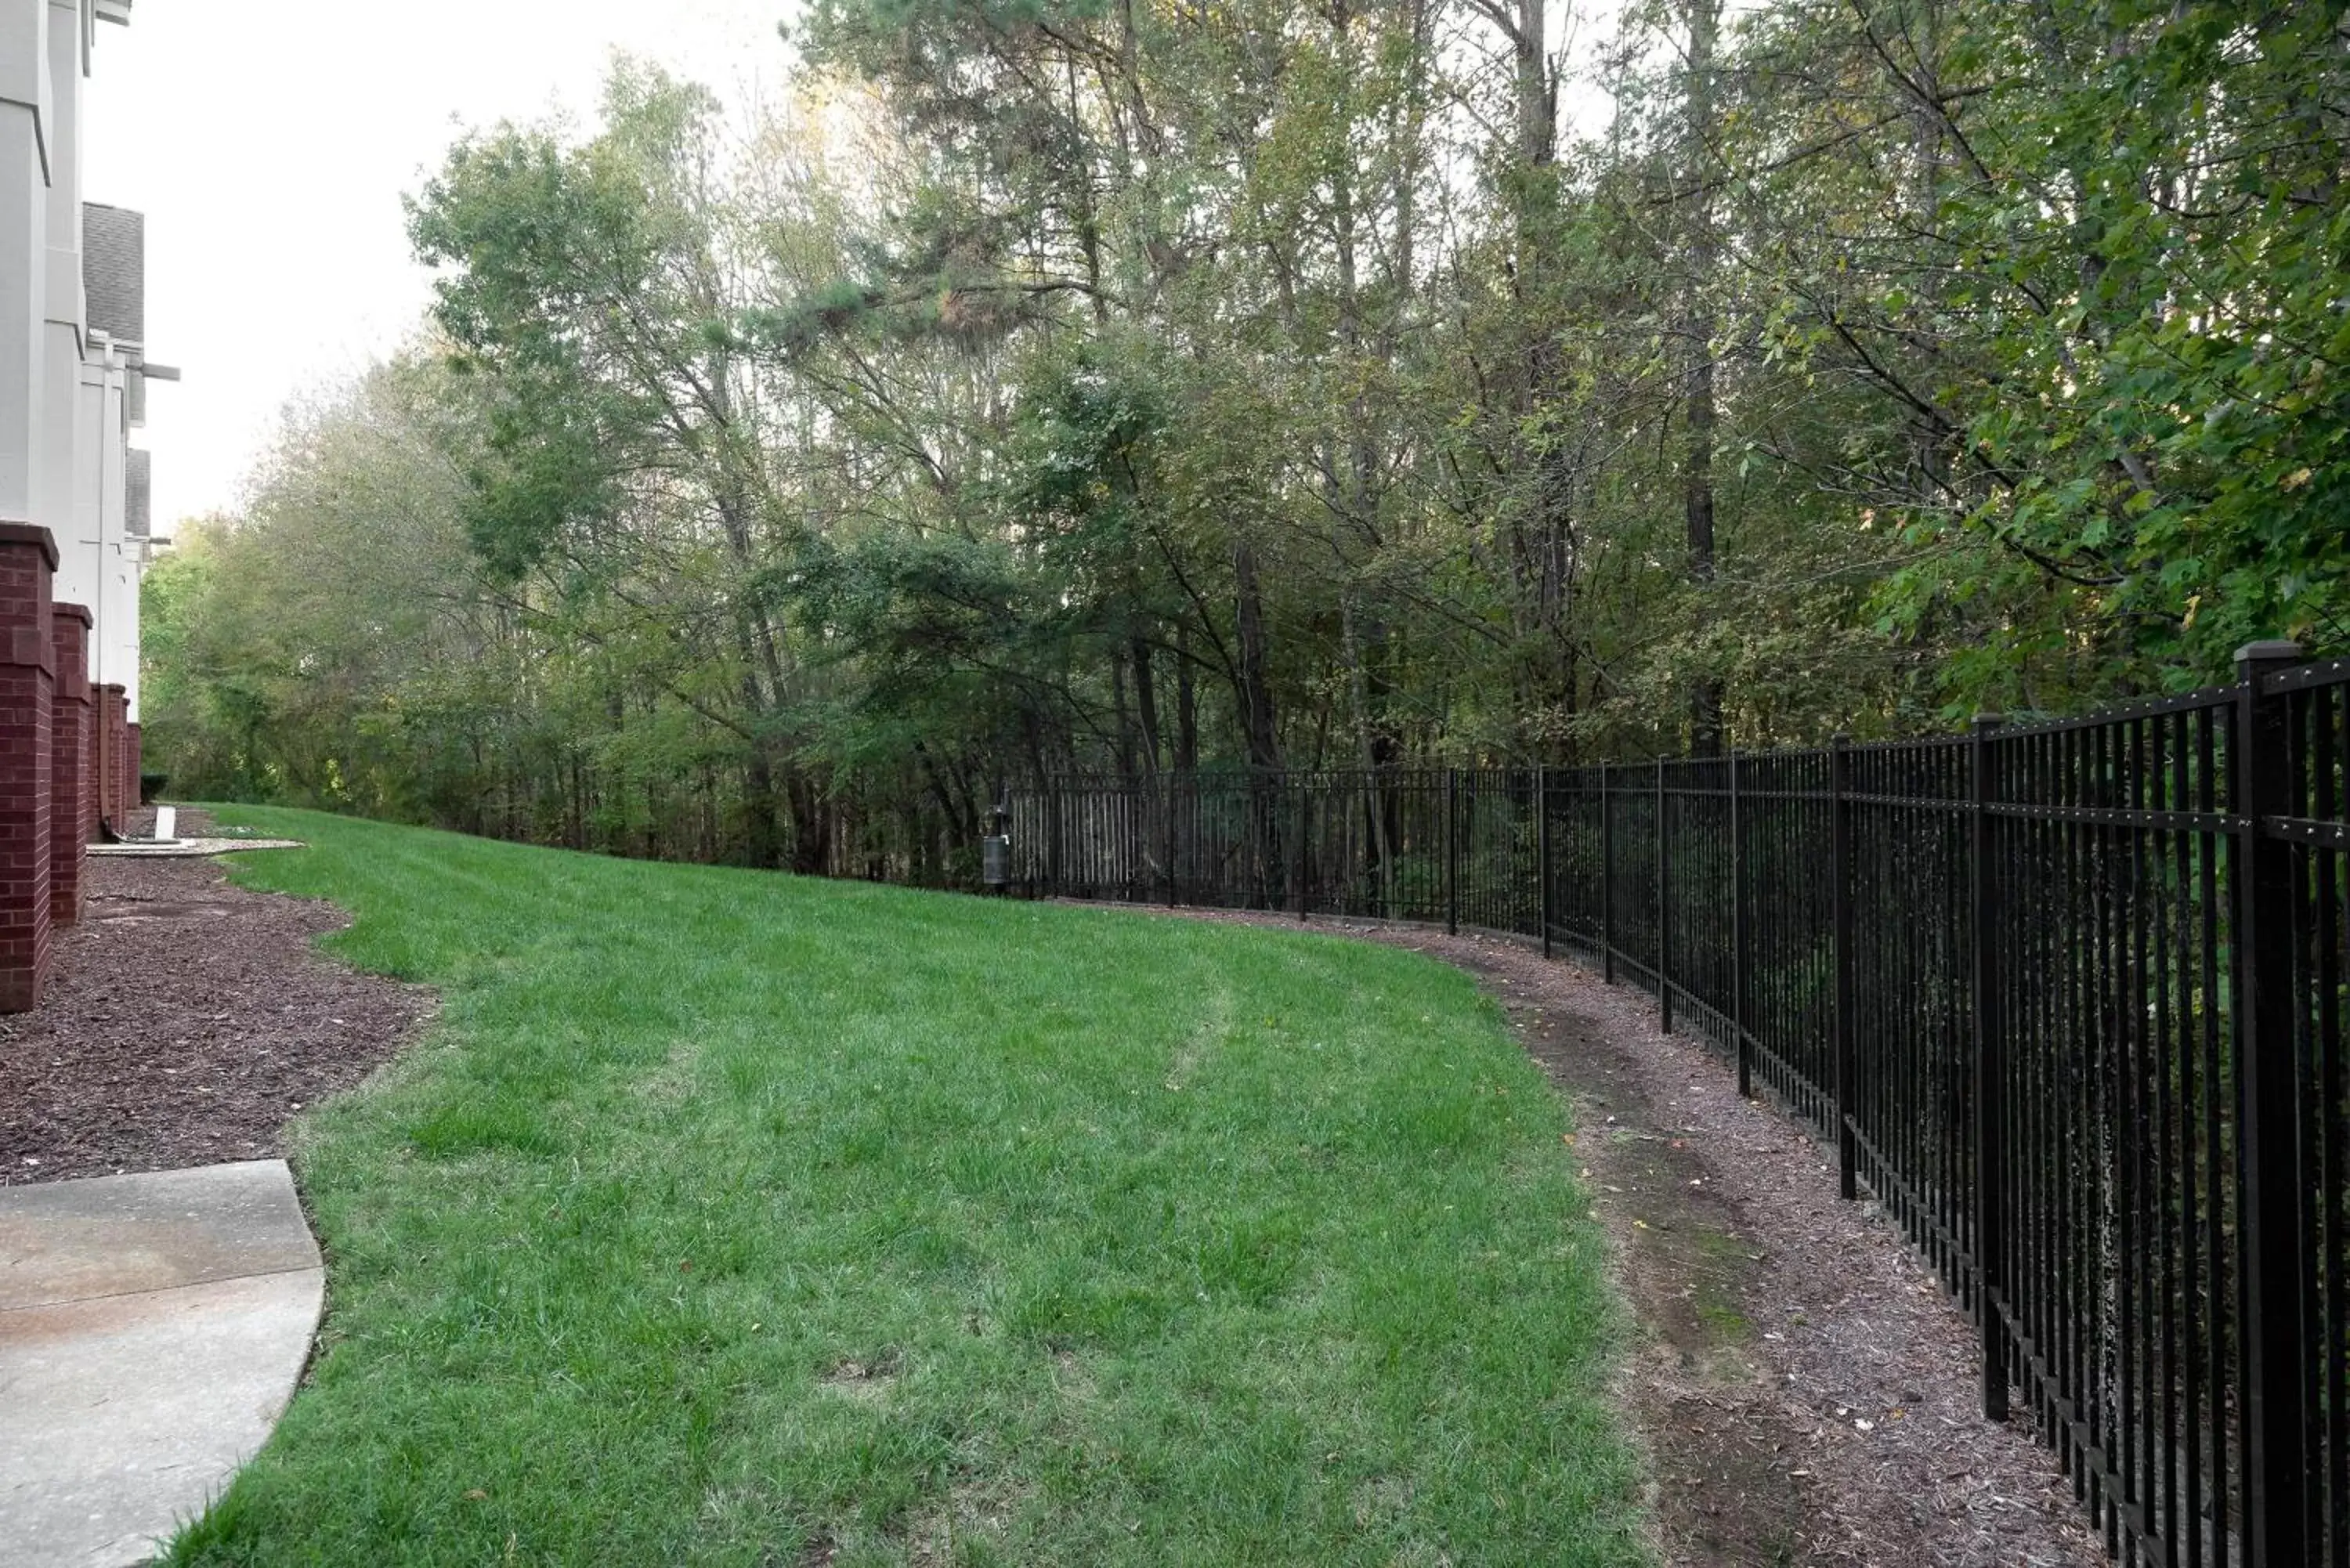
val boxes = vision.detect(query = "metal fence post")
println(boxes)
[1730,750,1749,1099]
[1537,764,1554,959]
[1165,775,1178,907]
[1295,780,1311,921]
[1831,732,1856,1200]
[2233,638,2308,1568]
[1600,761,1615,982]
[1444,768,1459,935]
[1047,776,1063,898]
[1657,756,1672,1032]
[1969,714,2008,1422]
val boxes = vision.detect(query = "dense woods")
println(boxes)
[146,0,2349,877]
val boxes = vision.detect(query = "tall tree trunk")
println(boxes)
[1343,594,1399,911]
[1110,643,1138,782]
[1174,625,1199,775]
[1233,540,1282,774]
[1683,0,1724,756]
[1904,0,1954,514]
[785,770,830,876]
[1130,635,1162,775]
[1232,538,1283,906]
[742,681,784,868]
[1506,0,1576,742]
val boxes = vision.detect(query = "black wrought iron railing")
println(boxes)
[1002,641,2350,1568]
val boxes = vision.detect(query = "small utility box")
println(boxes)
[982,798,1014,891]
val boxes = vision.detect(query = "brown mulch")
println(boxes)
[1096,905,2104,1568]
[0,817,428,1185]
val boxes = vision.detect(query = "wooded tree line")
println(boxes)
[144,0,2348,879]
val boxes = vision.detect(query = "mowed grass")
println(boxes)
[168,807,1644,1567]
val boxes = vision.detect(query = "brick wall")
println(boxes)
[0,525,59,1013]
[97,683,125,831]
[48,602,91,927]
[126,721,141,809]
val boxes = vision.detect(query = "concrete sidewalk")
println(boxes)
[0,1162,324,1567]
[85,837,305,859]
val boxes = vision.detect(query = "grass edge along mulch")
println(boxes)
[163,806,1651,1568]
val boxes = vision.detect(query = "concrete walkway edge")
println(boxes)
[0,1160,324,1567]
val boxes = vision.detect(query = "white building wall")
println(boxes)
[0,0,51,529]
[2,0,159,719]
[35,0,83,561]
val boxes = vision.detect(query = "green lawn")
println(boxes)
[169,807,1644,1567]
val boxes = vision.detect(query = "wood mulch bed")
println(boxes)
[0,815,427,1185]
[1094,905,2105,1568]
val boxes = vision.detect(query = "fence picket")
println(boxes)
[1657,757,1672,1034]
[1972,713,2008,1423]
[1601,761,1615,983]
[2236,641,2310,1568]
[1444,768,1459,937]
[1831,734,1856,1201]
[1730,751,1749,1099]
[1538,765,1554,961]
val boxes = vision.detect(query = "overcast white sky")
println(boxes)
[83,0,794,531]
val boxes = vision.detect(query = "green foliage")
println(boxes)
[151,2,2350,868]
[1739,0,2349,706]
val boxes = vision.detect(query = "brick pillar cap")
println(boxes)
[102,682,126,695]
[50,601,92,628]
[0,522,59,570]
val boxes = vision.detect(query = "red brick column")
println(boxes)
[48,602,91,927]
[0,524,58,1013]
[96,683,125,831]
[85,677,103,842]
[127,721,142,808]
[114,694,131,826]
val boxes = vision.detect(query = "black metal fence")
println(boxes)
[1003,642,2350,1568]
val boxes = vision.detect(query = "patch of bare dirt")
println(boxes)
[0,834,428,1184]
[819,1352,902,1402]
[1097,905,2102,1568]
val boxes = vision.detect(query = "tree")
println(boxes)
[153,8,2348,876]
